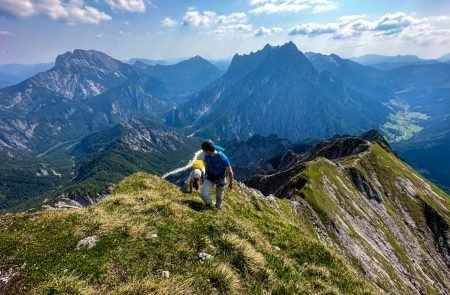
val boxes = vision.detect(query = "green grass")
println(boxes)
[2,142,449,294]
[1,173,376,294]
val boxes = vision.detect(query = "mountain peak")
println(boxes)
[262,43,274,51]
[257,41,317,79]
[54,49,118,68]
[189,55,206,61]
[224,41,314,84]
[360,129,392,152]
[280,41,298,50]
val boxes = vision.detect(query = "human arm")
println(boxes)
[226,166,234,190]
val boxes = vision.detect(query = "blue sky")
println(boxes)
[0,0,449,63]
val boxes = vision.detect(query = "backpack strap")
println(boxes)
[217,151,226,172]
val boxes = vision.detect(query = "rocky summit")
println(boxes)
[169,42,388,140]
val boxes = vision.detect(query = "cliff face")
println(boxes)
[245,131,450,294]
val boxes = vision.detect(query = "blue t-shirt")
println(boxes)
[205,152,230,177]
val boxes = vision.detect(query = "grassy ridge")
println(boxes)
[1,173,375,294]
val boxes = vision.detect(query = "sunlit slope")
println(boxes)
[1,139,449,294]
[247,140,450,294]
[1,173,375,294]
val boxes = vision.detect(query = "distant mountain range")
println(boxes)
[134,55,224,96]
[169,42,389,140]
[0,62,54,88]
[305,52,392,99]
[126,58,173,66]
[0,50,220,211]
[0,117,200,212]
[350,54,448,70]
[1,44,449,295]
[439,53,450,63]
[0,43,449,212]
[0,49,224,154]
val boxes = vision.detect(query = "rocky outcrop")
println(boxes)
[423,202,450,268]
[245,130,450,294]
[348,167,382,203]
[245,131,374,197]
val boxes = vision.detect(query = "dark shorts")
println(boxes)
[207,174,227,187]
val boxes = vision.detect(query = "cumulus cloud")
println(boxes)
[105,0,147,13]
[182,8,217,27]
[249,0,337,14]
[161,17,178,28]
[254,26,283,36]
[0,0,112,24]
[216,12,248,25]
[313,3,337,13]
[182,8,252,37]
[182,8,248,27]
[289,23,337,36]
[289,12,425,38]
[288,12,450,46]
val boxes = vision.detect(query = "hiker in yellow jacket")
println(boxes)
[187,160,205,193]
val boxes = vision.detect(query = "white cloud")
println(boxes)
[290,12,422,38]
[183,9,249,27]
[0,30,11,35]
[0,0,112,24]
[313,3,337,13]
[249,0,337,14]
[182,8,217,27]
[289,23,338,36]
[161,17,178,28]
[288,12,450,47]
[105,0,147,13]
[182,8,252,37]
[254,26,283,36]
[95,32,104,38]
[216,12,247,25]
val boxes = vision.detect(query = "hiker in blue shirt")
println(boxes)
[200,140,234,210]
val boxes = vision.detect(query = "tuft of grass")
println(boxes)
[111,277,192,295]
[34,274,96,295]
[207,263,242,295]
[220,233,267,275]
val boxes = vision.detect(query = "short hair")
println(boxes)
[201,140,215,152]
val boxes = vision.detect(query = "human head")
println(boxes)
[201,140,215,155]
[193,169,202,179]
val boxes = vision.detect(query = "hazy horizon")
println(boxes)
[1,43,449,66]
[1,0,449,64]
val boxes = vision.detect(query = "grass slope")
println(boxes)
[272,143,450,294]
[1,173,375,294]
